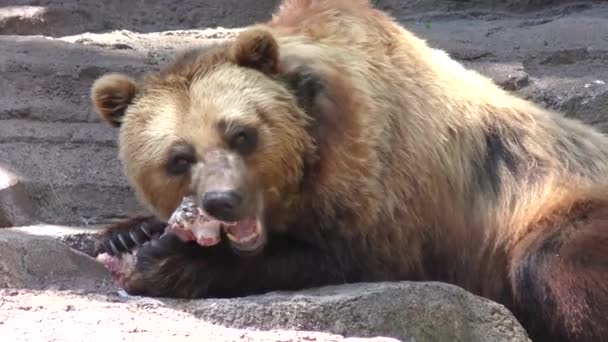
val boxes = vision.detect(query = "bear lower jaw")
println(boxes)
[224,218,267,255]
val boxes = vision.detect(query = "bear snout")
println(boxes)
[202,190,243,222]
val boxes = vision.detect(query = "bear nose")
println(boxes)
[201,190,243,222]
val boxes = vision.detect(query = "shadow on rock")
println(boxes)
[161,282,532,342]
[0,35,163,227]
[0,228,114,292]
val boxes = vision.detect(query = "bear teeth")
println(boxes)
[226,221,261,244]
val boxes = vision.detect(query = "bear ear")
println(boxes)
[230,27,279,75]
[90,73,138,128]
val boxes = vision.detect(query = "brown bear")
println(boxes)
[90,1,608,341]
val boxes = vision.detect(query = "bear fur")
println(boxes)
[90,1,608,341]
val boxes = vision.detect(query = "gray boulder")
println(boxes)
[0,228,111,290]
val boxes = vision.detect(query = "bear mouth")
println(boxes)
[167,198,266,255]
[221,218,266,254]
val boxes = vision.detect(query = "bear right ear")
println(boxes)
[90,73,138,128]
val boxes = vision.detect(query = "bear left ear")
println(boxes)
[90,73,138,128]
[230,27,279,75]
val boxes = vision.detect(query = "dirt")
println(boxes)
[0,290,402,342]
[0,0,607,341]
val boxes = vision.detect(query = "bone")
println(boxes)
[166,196,222,247]
[96,252,138,289]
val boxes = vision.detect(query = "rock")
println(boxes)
[7,224,105,257]
[2,1,580,39]
[0,35,149,226]
[0,166,34,227]
[0,0,279,38]
[174,282,531,342]
[402,2,608,130]
[463,61,531,91]
[0,229,112,290]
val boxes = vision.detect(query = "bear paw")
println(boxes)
[96,215,166,257]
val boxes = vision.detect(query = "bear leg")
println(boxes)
[509,203,608,342]
[122,231,358,298]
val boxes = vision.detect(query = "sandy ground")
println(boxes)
[0,289,401,342]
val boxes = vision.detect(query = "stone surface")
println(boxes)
[0,229,112,290]
[7,224,105,257]
[0,166,34,227]
[177,282,531,342]
[0,1,592,38]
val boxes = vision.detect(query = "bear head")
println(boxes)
[91,28,332,255]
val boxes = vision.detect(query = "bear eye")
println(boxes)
[229,127,258,155]
[166,145,196,176]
